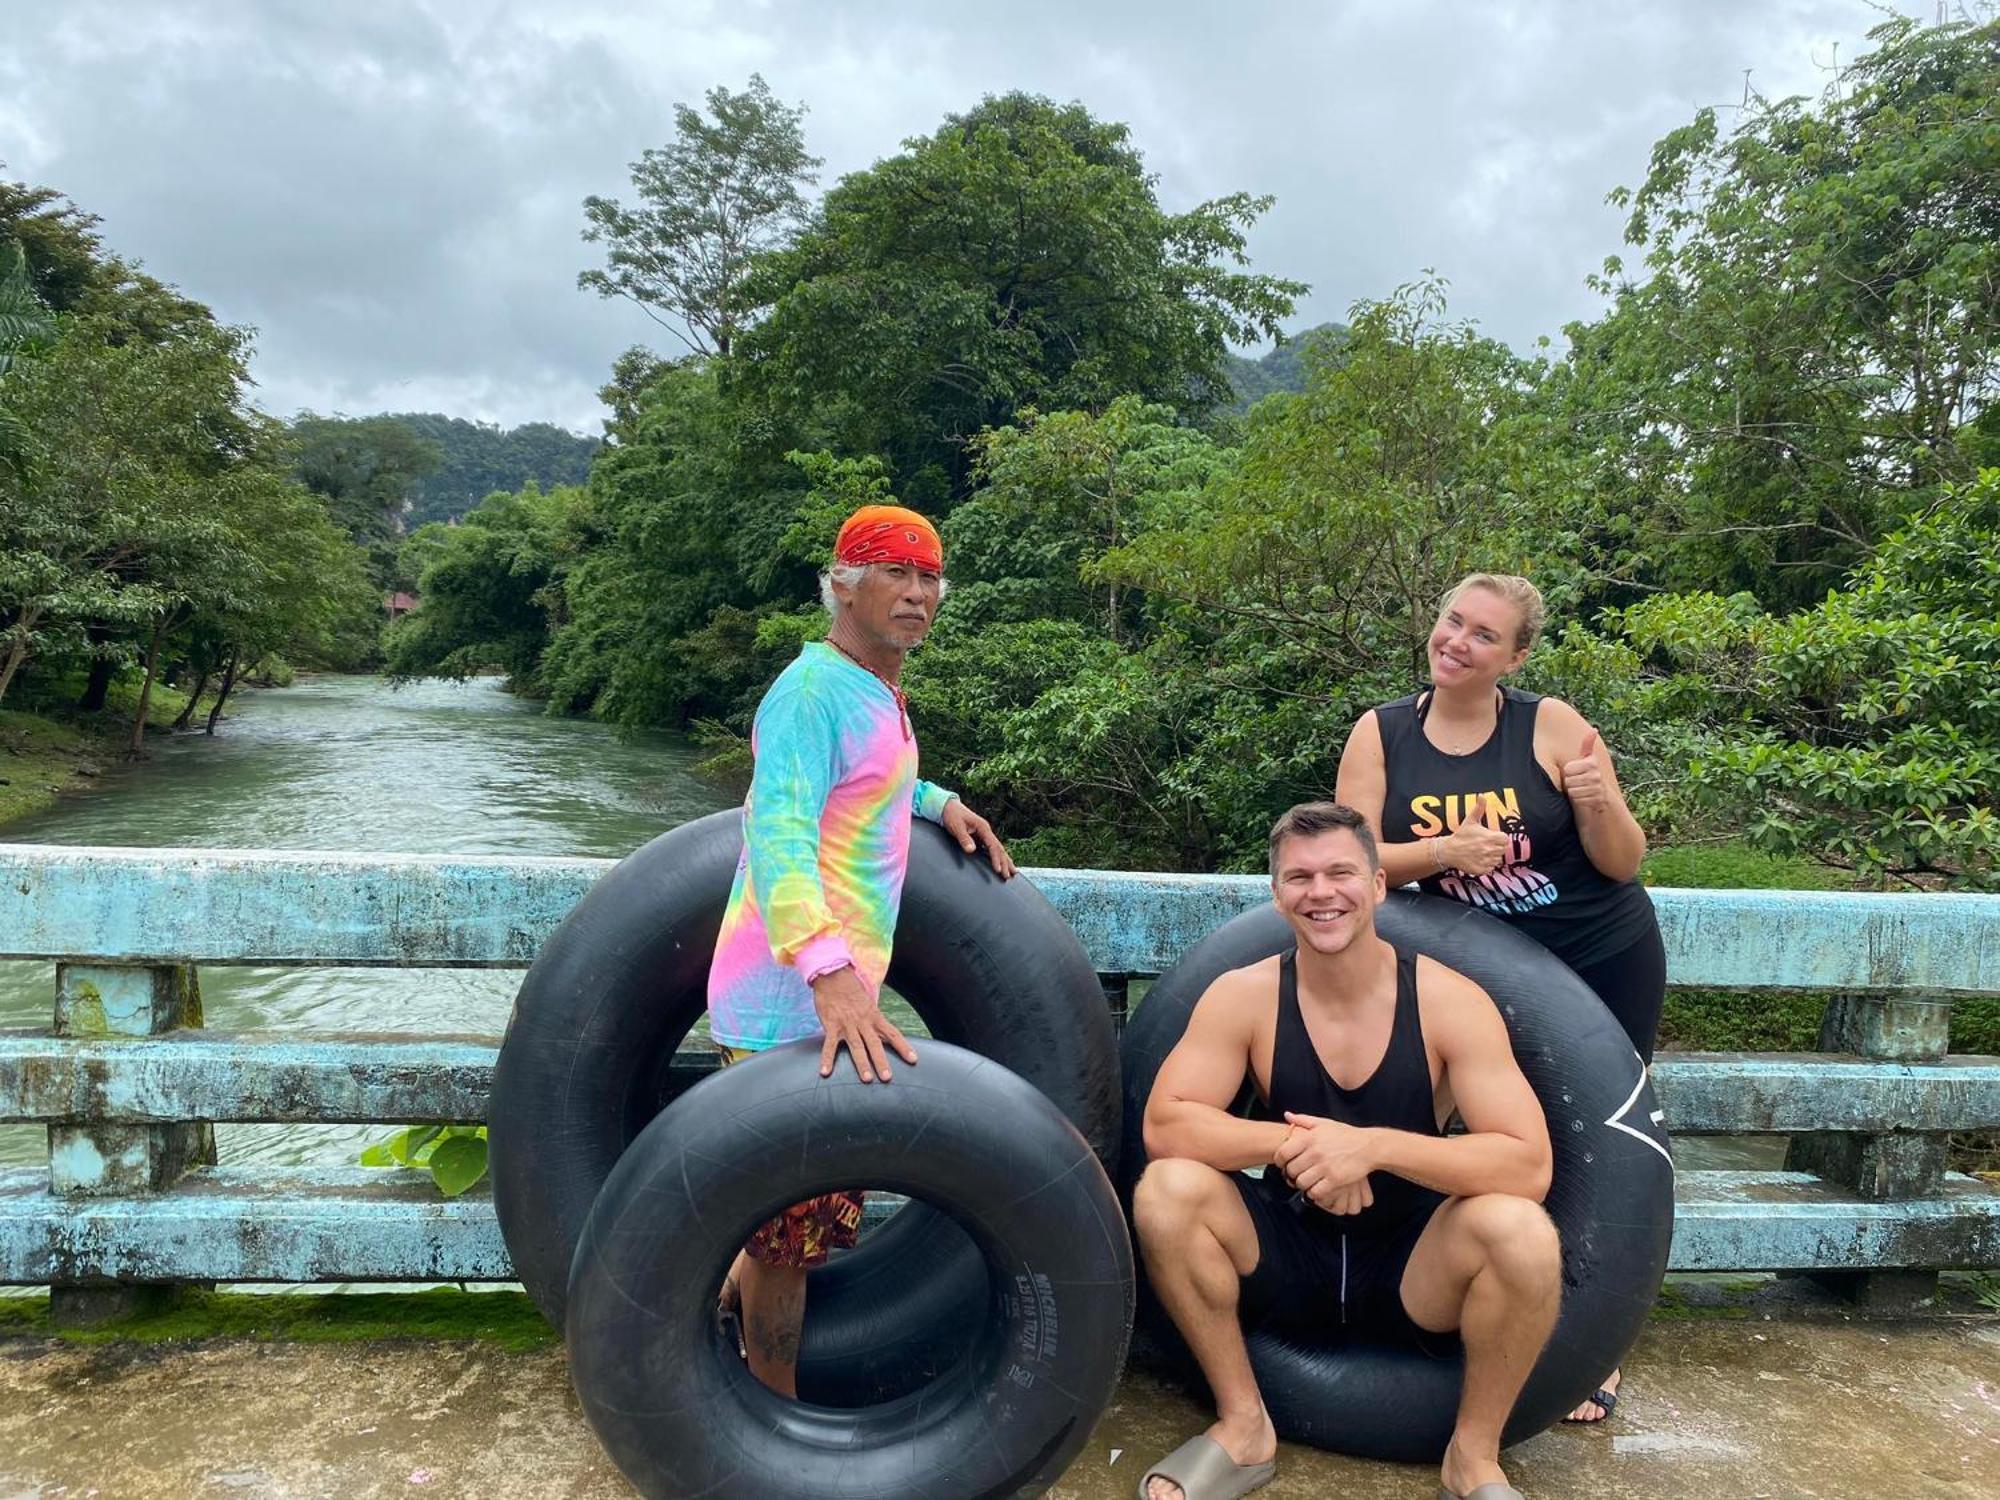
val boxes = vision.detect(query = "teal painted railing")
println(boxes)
[1,844,1996,1316]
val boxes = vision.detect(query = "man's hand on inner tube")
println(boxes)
[941,798,1017,880]
[812,965,918,1083]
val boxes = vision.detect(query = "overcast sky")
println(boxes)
[3,0,1914,433]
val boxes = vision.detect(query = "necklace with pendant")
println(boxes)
[825,637,911,741]
[1419,688,1502,754]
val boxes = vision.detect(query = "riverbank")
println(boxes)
[0,678,201,830]
[0,709,98,826]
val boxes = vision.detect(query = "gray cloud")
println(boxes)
[5,0,1899,430]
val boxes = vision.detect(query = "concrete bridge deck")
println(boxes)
[1,1297,1995,1500]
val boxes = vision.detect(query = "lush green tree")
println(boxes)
[0,178,214,346]
[738,93,1305,501]
[1557,14,2000,609]
[173,463,378,733]
[1548,469,2000,887]
[383,484,588,690]
[945,397,1232,638]
[538,360,804,725]
[1098,278,1574,687]
[0,176,382,739]
[597,346,676,444]
[0,315,251,708]
[0,303,371,743]
[0,179,103,315]
[580,74,821,359]
[895,403,1229,865]
[286,413,441,587]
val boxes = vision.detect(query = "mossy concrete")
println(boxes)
[0,1288,557,1351]
[0,1311,1993,1499]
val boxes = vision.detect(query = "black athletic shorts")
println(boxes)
[1231,1173,1448,1345]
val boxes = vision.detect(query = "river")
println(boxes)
[0,674,733,1173]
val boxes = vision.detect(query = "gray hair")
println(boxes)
[819,562,952,612]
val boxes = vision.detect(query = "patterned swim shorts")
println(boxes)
[714,1043,867,1269]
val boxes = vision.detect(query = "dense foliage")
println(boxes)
[385,17,1995,885]
[0,179,377,740]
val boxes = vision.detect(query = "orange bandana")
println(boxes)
[834,505,943,572]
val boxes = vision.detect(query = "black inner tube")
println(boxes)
[489,807,1119,1405]
[1119,893,1675,1462]
[564,1040,1135,1500]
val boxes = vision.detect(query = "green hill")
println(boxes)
[1223,321,1349,411]
[389,413,599,527]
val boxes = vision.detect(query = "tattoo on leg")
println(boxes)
[753,1320,802,1365]
[745,1267,807,1370]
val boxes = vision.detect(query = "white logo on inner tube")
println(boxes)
[1603,1063,1674,1173]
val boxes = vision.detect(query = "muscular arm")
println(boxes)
[1368,960,1551,1201]
[1142,969,1291,1172]
[1538,698,1647,882]
[1336,711,1440,888]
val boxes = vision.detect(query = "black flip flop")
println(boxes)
[1562,1386,1618,1423]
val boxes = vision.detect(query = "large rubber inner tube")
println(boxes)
[490,807,1118,1405]
[1120,893,1674,1463]
[565,1039,1135,1500]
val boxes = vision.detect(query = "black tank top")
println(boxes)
[1374,685,1656,969]
[1263,947,1445,1238]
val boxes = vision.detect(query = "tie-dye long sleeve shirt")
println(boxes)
[706,642,955,1051]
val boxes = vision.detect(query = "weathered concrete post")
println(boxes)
[1784,991,1952,1309]
[48,962,216,1326]
[1099,974,1131,1039]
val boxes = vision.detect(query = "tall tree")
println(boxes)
[1557,14,2000,608]
[184,464,377,734]
[0,315,251,709]
[951,397,1230,639]
[579,74,821,358]
[537,361,796,726]
[286,413,441,587]
[0,178,213,346]
[1098,277,1569,684]
[0,179,106,316]
[738,93,1305,501]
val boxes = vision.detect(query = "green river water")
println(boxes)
[0,674,733,1173]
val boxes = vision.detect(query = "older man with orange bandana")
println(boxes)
[708,503,1015,1397]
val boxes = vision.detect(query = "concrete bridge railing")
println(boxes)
[1,844,1997,1323]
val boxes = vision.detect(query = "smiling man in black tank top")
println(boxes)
[1132,803,1559,1500]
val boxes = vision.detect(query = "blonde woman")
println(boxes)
[1336,573,1663,1425]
